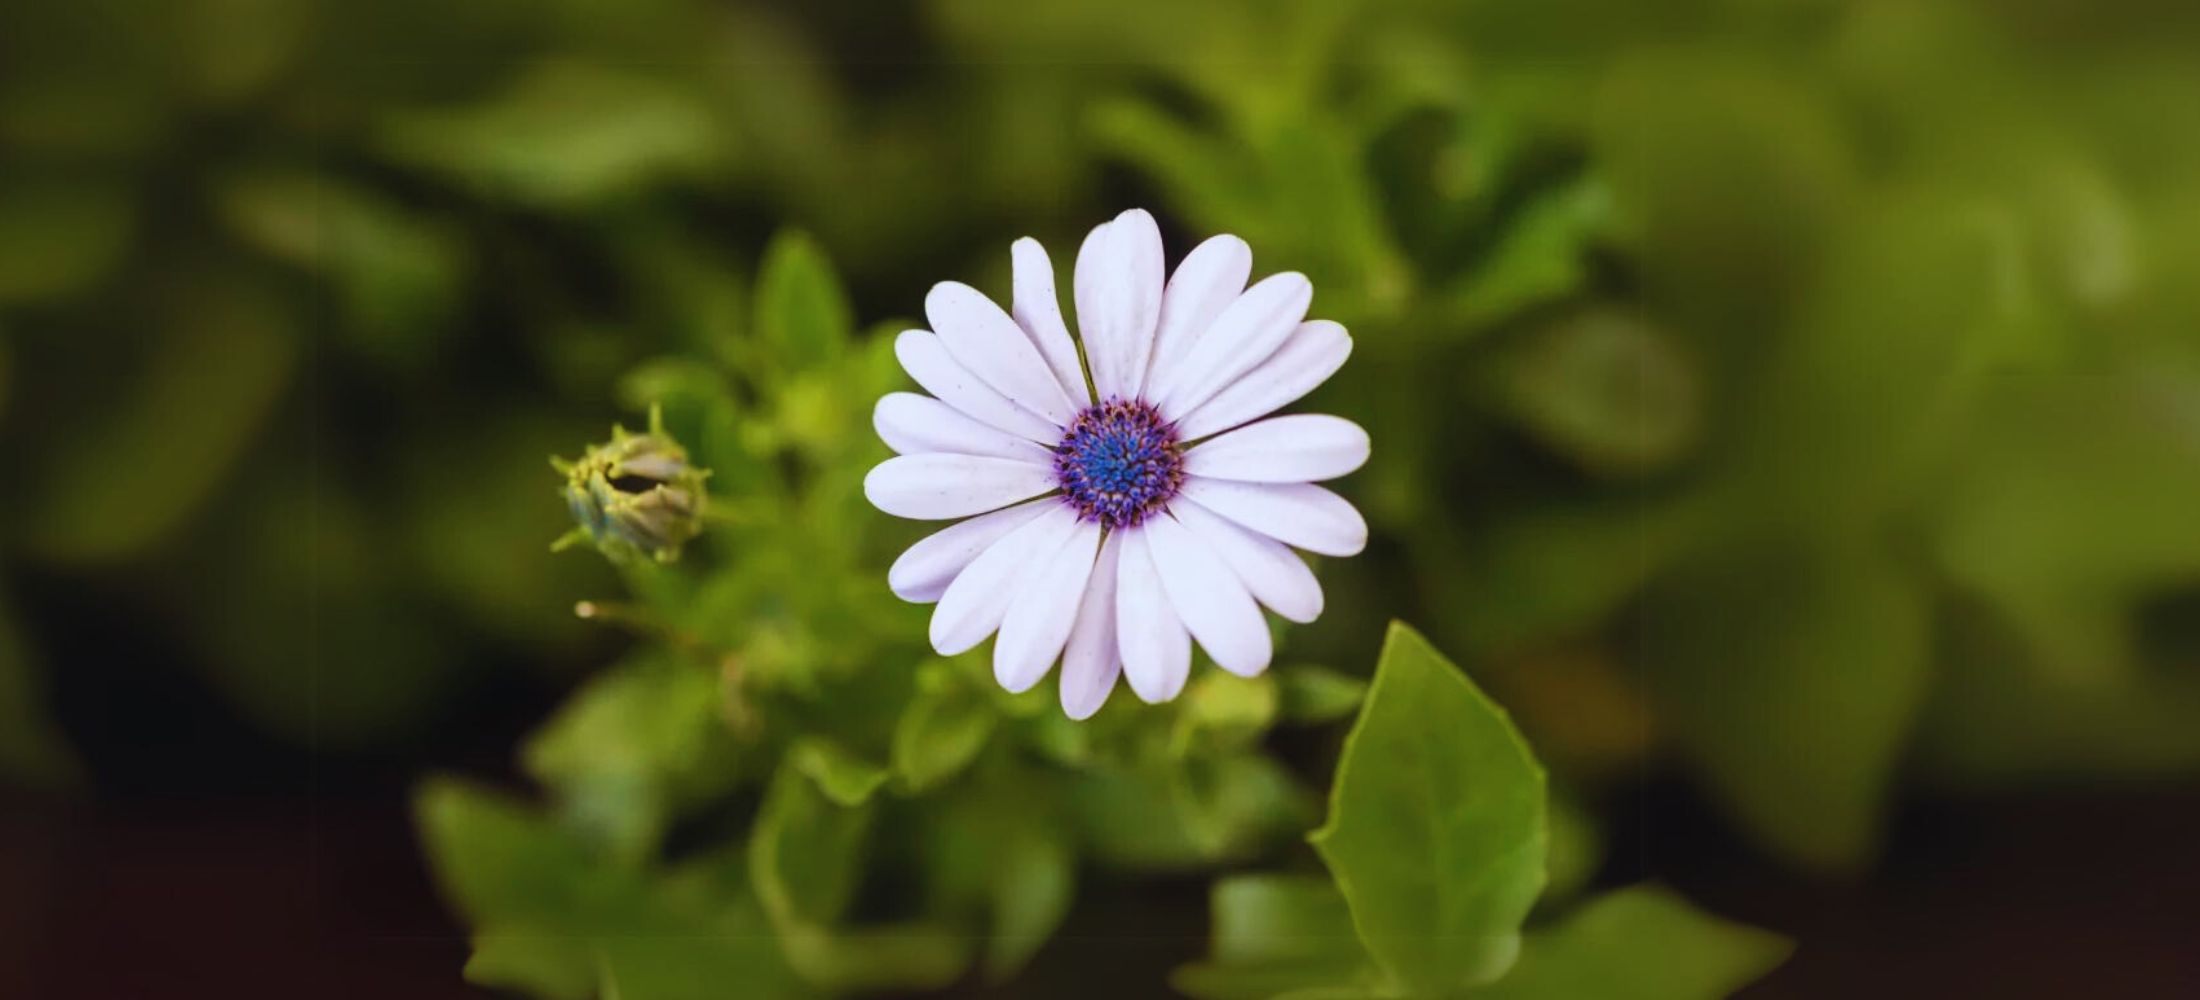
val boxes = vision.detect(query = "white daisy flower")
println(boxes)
[864,209,1369,719]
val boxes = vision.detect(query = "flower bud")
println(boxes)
[553,415,710,563]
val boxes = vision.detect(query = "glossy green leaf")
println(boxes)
[1310,621,1548,993]
[1475,886,1790,1000]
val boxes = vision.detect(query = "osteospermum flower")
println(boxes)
[864,209,1369,718]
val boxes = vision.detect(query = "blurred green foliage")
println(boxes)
[6,0,2200,993]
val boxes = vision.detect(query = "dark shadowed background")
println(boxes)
[4,0,2200,996]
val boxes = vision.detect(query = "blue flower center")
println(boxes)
[1055,399,1184,530]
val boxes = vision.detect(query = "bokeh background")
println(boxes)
[5,0,2200,996]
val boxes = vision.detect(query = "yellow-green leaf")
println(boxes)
[1309,621,1548,993]
[1475,885,1791,1000]
[753,229,853,375]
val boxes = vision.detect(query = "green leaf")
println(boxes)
[1173,671,1280,755]
[378,61,730,208]
[1172,875,1375,1000]
[613,222,750,365]
[750,760,872,929]
[1252,115,1415,320]
[1933,370,2200,683]
[753,229,854,375]
[917,767,1077,982]
[892,662,998,793]
[1439,176,1608,334]
[1439,496,1695,658]
[24,270,295,563]
[415,778,802,1000]
[1728,192,2013,533]
[216,167,465,367]
[1540,790,1604,907]
[1487,306,1700,478]
[1093,101,1412,323]
[464,927,597,1000]
[522,657,739,861]
[1591,49,1856,339]
[1309,621,1548,993]
[1090,100,1263,247]
[1274,665,1368,726]
[1208,876,1363,968]
[749,759,972,991]
[1641,543,1929,871]
[791,737,889,807]
[1071,753,1309,871]
[1475,886,1790,1000]
[979,805,1075,981]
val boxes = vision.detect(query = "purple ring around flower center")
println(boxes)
[1053,398,1184,530]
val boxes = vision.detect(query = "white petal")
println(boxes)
[1177,478,1367,557]
[1143,234,1251,401]
[1176,320,1352,441]
[1154,272,1312,420]
[875,392,1054,462]
[1114,527,1191,703]
[1184,414,1369,483]
[864,453,1056,520]
[1145,512,1272,677]
[887,500,1051,603]
[895,329,1061,443]
[1074,209,1164,401]
[931,504,1079,655]
[1172,497,1323,623]
[994,518,1102,693]
[1058,533,1123,719]
[927,281,1077,426]
[1011,238,1092,407]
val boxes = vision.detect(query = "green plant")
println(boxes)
[417,238,1782,997]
